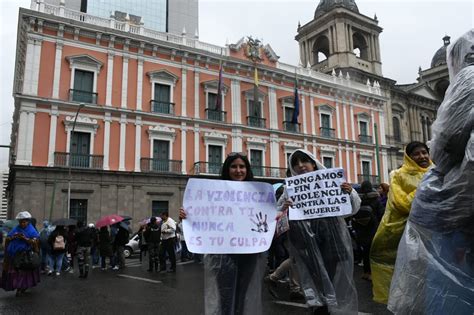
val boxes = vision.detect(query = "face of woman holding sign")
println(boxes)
[221,153,254,182]
[291,151,317,175]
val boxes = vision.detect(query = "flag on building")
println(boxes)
[292,76,300,124]
[253,67,259,111]
[215,62,223,110]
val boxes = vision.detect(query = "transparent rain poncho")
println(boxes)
[278,149,361,314]
[388,30,474,314]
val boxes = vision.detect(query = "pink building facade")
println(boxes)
[8,2,388,224]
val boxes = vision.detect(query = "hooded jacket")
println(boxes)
[370,152,432,304]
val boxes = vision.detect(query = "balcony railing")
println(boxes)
[206,109,227,122]
[150,100,175,115]
[283,121,300,133]
[141,158,182,173]
[193,162,222,175]
[359,134,373,144]
[357,174,379,185]
[320,127,336,138]
[54,152,103,169]
[69,89,98,104]
[247,116,266,128]
[252,166,287,178]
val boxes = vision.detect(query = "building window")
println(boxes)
[362,160,371,176]
[151,83,174,114]
[208,145,223,174]
[393,116,401,142]
[250,149,263,176]
[247,100,265,128]
[320,113,335,138]
[152,139,170,172]
[152,200,168,217]
[206,91,225,121]
[72,69,96,103]
[283,104,299,132]
[70,131,91,168]
[70,199,87,223]
[359,120,372,143]
[323,156,334,169]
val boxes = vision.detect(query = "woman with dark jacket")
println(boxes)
[98,227,114,271]
[353,181,383,280]
[47,226,67,276]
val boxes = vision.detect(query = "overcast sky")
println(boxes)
[0,0,472,169]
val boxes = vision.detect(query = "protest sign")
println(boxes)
[285,168,352,220]
[182,178,277,254]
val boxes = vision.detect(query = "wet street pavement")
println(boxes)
[0,257,390,314]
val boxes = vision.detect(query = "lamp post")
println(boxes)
[67,103,85,218]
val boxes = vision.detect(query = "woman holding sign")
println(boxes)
[180,152,267,315]
[278,149,361,315]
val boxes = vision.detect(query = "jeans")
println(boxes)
[48,253,65,273]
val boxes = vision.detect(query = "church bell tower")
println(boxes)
[296,0,383,80]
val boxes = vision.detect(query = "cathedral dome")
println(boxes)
[431,35,450,68]
[315,0,359,18]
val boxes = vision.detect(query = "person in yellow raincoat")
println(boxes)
[370,141,432,304]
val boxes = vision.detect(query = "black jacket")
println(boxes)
[114,227,129,246]
[76,227,95,247]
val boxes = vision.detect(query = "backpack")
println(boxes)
[53,235,66,250]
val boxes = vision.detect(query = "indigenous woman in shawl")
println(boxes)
[0,211,40,297]
[370,141,432,304]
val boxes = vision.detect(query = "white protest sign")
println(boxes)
[182,178,277,254]
[285,168,352,220]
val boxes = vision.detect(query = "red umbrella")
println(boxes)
[96,214,124,228]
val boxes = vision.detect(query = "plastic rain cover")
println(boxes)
[388,30,474,314]
[279,149,361,314]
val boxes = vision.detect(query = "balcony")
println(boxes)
[247,116,266,128]
[320,127,336,139]
[141,158,182,173]
[150,100,175,115]
[193,162,222,175]
[206,109,227,122]
[252,166,287,178]
[359,134,373,144]
[69,89,98,104]
[357,174,379,185]
[283,121,300,133]
[54,152,103,169]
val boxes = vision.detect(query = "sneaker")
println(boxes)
[55,272,60,276]
[47,271,53,276]
[112,266,119,271]
[69,268,74,274]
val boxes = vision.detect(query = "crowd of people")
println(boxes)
[1,30,472,314]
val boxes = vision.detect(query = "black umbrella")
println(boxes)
[122,216,133,221]
[52,218,77,226]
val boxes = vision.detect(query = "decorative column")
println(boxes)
[345,145,351,183]
[121,55,129,108]
[342,100,348,139]
[270,134,280,168]
[136,57,144,111]
[181,122,187,174]
[231,128,243,152]
[352,146,358,183]
[301,94,307,134]
[105,51,114,106]
[52,41,63,99]
[23,36,42,95]
[310,96,315,135]
[181,68,187,117]
[134,116,142,172]
[16,102,36,165]
[103,112,111,170]
[194,124,200,163]
[371,110,376,144]
[335,98,341,139]
[268,87,278,129]
[194,69,200,118]
[47,105,59,166]
[350,103,356,141]
[119,114,127,171]
[231,79,241,124]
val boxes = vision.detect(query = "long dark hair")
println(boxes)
[220,153,254,181]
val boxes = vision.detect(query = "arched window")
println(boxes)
[312,35,330,64]
[352,32,369,60]
[393,116,401,142]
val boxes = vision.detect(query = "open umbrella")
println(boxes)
[122,215,133,221]
[139,217,162,226]
[52,218,77,226]
[96,214,124,229]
